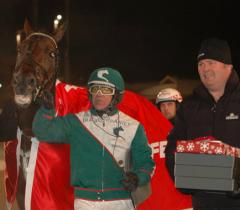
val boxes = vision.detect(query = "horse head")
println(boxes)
[12,20,67,108]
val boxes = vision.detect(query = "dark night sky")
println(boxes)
[1,0,240,85]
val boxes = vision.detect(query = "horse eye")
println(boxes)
[50,52,55,58]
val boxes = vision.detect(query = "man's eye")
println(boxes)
[92,87,98,91]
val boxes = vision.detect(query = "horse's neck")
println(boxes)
[16,103,40,137]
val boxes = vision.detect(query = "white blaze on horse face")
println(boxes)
[12,68,37,107]
[15,95,32,106]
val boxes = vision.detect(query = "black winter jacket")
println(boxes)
[165,70,240,208]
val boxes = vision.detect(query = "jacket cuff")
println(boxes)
[135,168,152,186]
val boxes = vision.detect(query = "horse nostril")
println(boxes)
[28,78,36,86]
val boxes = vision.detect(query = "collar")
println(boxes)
[90,108,118,117]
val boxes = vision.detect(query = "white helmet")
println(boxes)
[156,88,183,104]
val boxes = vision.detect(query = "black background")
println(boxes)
[1,0,240,85]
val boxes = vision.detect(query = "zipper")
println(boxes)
[211,103,216,137]
[101,145,104,193]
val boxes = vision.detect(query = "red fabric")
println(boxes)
[30,143,74,210]
[120,91,192,210]
[55,82,90,115]
[4,140,18,204]
[5,81,192,210]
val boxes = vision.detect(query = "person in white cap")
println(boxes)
[155,88,183,125]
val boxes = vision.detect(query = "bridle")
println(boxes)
[14,32,59,102]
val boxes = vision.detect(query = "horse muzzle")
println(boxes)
[14,94,32,107]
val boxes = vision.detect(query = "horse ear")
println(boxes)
[53,21,68,42]
[24,19,33,36]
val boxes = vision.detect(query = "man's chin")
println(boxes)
[165,115,174,120]
[94,105,108,111]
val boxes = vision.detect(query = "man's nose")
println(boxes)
[96,90,103,96]
[165,106,169,111]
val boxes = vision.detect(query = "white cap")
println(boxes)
[156,88,183,104]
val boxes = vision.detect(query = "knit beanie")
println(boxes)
[197,38,232,64]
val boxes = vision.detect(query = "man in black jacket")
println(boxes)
[165,38,240,209]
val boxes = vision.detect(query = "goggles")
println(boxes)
[89,85,115,95]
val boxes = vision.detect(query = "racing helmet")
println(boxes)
[88,67,125,94]
[87,67,125,115]
[156,88,183,105]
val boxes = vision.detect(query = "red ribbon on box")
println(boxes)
[176,136,240,157]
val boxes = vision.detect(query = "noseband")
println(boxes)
[15,32,59,102]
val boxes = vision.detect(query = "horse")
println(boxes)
[2,20,66,210]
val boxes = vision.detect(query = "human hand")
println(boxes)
[121,172,139,192]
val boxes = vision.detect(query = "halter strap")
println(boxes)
[26,32,58,49]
